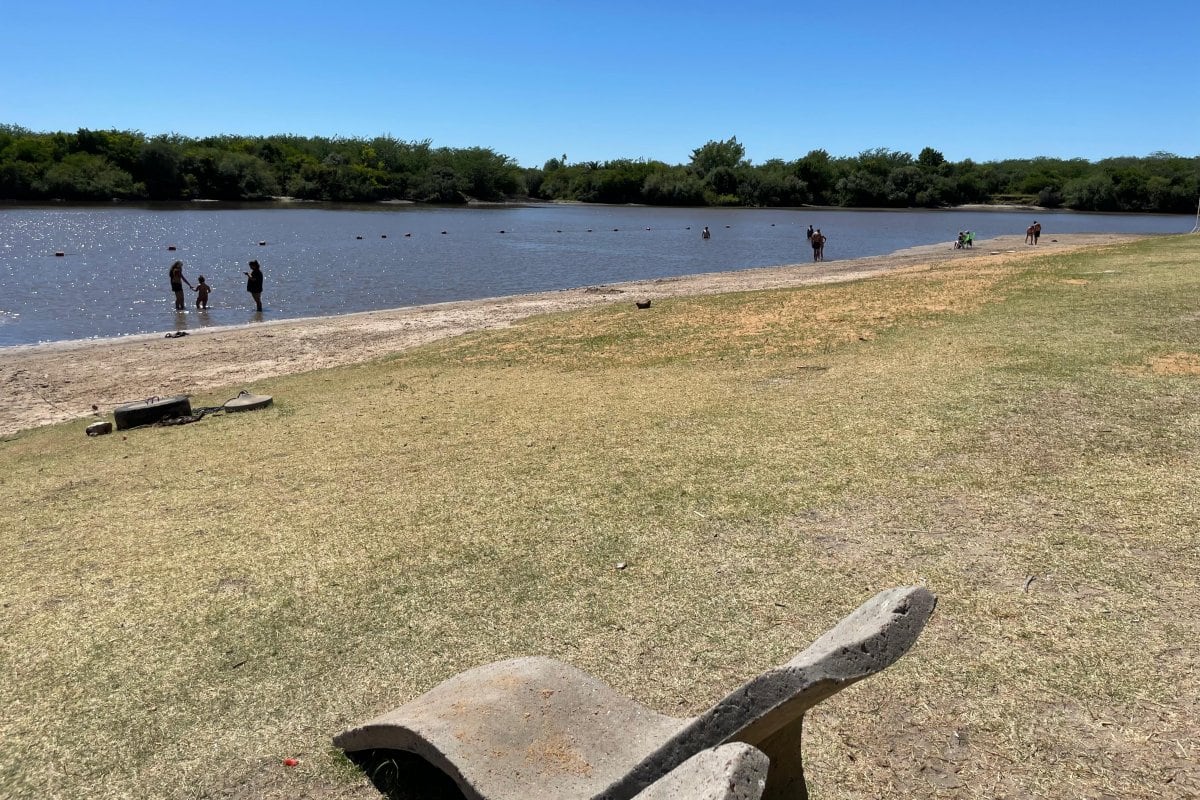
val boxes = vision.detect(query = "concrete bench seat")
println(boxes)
[335,585,936,800]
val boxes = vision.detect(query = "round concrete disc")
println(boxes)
[224,393,273,412]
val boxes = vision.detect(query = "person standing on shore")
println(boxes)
[1032,221,1041,244]
[1025,224,1036,245]
[168,260,192,310]
[244,259,264,312]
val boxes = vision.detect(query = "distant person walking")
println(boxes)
[168,260,192,310]
[811,229,826,262]
[1032,221,1041,244]
[244,259,264,311]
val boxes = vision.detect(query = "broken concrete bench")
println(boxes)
[633,743,767,800]
[335,585,936,800]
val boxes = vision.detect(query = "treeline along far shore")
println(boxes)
[2,125,1197,213]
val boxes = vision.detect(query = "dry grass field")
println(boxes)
[2,234,1198,799]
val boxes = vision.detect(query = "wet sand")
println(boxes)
[0,233,1146,435]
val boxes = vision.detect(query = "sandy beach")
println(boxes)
[0,232,1146,435]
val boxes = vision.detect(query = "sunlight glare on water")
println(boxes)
[0,204,1188,346]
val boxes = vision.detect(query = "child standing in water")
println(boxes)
[194,276,212,309]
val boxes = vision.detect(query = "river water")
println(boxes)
[0,203,1189,347]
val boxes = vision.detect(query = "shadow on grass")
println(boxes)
[347,749,468,800]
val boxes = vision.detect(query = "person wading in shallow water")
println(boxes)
[194,275,212,309]
[168,260,192,310]
[810,229,826,262]
[244,259,264,311]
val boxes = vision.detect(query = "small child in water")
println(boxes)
[194,276,212,309]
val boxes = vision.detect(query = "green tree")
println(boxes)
[884,165,931,207]
[415,165,466,203]
[641,168,706,205]
[39,152,138,199]
[689,137,747,174]
[835,170,886,207]
[1063,174,1117,211]
[795,150,836,204]
[917,147,945,168]
[438,147,520,200]
[138,137,184,200]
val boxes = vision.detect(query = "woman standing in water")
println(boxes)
[168,260,192,310]
[244,260,264,311]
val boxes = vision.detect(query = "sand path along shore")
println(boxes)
[0,233,1147,435]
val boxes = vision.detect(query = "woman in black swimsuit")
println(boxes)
[168,260,192,310]
[244,260,264,312]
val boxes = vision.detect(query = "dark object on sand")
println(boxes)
[114,396,192,430]
[86,421,113,436]
[164,331,189,338]
[635,300,652,309]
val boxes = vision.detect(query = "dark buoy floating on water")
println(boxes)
[258,241,267,246]
[55,251,65,257]
[167,245,177,251]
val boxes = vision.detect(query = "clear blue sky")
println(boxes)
[4,0,1197,168]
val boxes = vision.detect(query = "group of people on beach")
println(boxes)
[169,259,264,312]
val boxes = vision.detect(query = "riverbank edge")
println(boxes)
[0,232,1158,435]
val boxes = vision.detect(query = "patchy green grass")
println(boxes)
[1,235,1198,799]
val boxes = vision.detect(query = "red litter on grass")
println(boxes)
[283,757,299,767]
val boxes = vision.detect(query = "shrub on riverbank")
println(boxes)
[2,124,1197,212]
